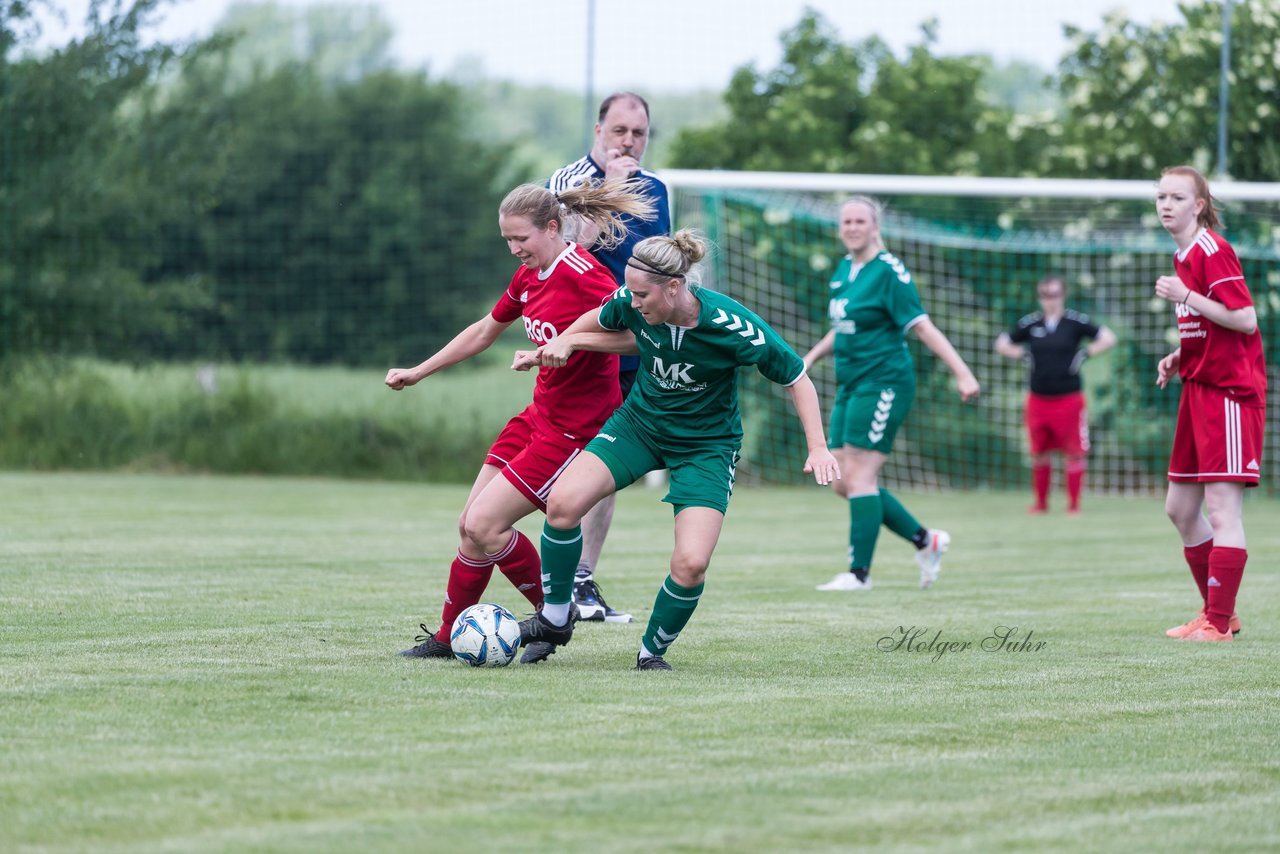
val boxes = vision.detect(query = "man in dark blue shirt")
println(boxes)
[527,92,670,651]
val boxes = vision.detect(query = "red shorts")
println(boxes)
[1168,382,1264,486]
[485,405,586,510]
[1025,392,1088,455]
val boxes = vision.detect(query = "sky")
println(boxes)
[35,0,1191,93]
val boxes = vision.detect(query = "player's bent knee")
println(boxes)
[670,555,710,587]
[544,498,588,531]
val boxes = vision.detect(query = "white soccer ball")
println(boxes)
[450,603,521,667]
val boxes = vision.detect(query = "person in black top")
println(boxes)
[995,276,1117,513]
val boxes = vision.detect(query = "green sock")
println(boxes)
[640,575,704,658]
[540,521,581,606]
[879,488,923,543]
[849,493,883,571]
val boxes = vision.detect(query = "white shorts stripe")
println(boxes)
[1224,398,1241,475]
[535,446,582,501]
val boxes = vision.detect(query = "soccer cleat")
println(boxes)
[399,624,453,658]
[816,572,872,591]
[573,576,633,623]
[1165,610,1241,639]
[1028,505,1048,515]
[516,604,579,663]
[635,652,673,671]
[520,641,556,665]
[916,529,950,589]
[1183,623,1234,642]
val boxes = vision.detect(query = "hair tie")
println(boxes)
[627,257,684,279]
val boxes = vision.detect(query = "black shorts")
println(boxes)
[619,368,638,400]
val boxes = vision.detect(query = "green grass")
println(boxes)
[2,472,1278,852]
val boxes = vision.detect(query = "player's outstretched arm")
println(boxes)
[535,308,637,368]
[386,314,509,390]
[801,330,836,372]
[786,374,840,486]
[912,317,980,401]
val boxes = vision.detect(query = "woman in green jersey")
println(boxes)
[511,229,839,670]
[804,196,980,592]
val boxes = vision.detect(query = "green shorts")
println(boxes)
[587,410,739,515]
[829,380,915,453]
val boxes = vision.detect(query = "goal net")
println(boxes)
[661,170,1280,496]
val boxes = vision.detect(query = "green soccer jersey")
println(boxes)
[827,251,927,387]
[597,285,806,444]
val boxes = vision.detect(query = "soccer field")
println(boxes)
[3,471,1278,852]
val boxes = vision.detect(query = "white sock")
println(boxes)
[637,646,654,661]
[542,602,571,626]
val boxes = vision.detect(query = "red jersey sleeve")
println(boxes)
[1199,236,1252,311]
[490,270,525,323]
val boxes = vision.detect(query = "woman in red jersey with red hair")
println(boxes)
[1153,165,1266,643]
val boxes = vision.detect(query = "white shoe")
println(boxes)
[916,529,950,589]
[816,572,872,591]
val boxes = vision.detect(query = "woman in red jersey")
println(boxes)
[385,181,654,660]
[1153,166,1266,643]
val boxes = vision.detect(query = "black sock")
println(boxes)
[909,527,929,550]
[851,566,870,583]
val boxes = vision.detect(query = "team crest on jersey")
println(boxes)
[711,308,765,346]
[651,356,707,391]
[828,298,855,335]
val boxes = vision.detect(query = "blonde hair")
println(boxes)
[629,229,708,284]
[499,179,656,250]
[840,195,883,226]
[1161,165,1222,231]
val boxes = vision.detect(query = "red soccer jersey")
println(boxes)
[491,242,621,440]
[1172,229,1267,407]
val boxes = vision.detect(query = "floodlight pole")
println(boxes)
[584,0,596,153]
[1216,0,1232,177]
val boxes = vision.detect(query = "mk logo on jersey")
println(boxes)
[523,316,558,344]
[652,357,696,385]
[711,308,766,346]
[828,298,855,334]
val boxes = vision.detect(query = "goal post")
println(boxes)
[659,169,1280,495]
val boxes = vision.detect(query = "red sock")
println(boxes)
[1183,538,1214,606]
[1205,546,1247,634]
[435,551,495,642]
[491,529,544,609]
[1032,463,1051,510]
[1065,459,1084,512]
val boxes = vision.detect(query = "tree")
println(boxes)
[2,0,525,364]
[1046,0,1280,181]
[0,0,182,358]
[668,10,1027,177]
